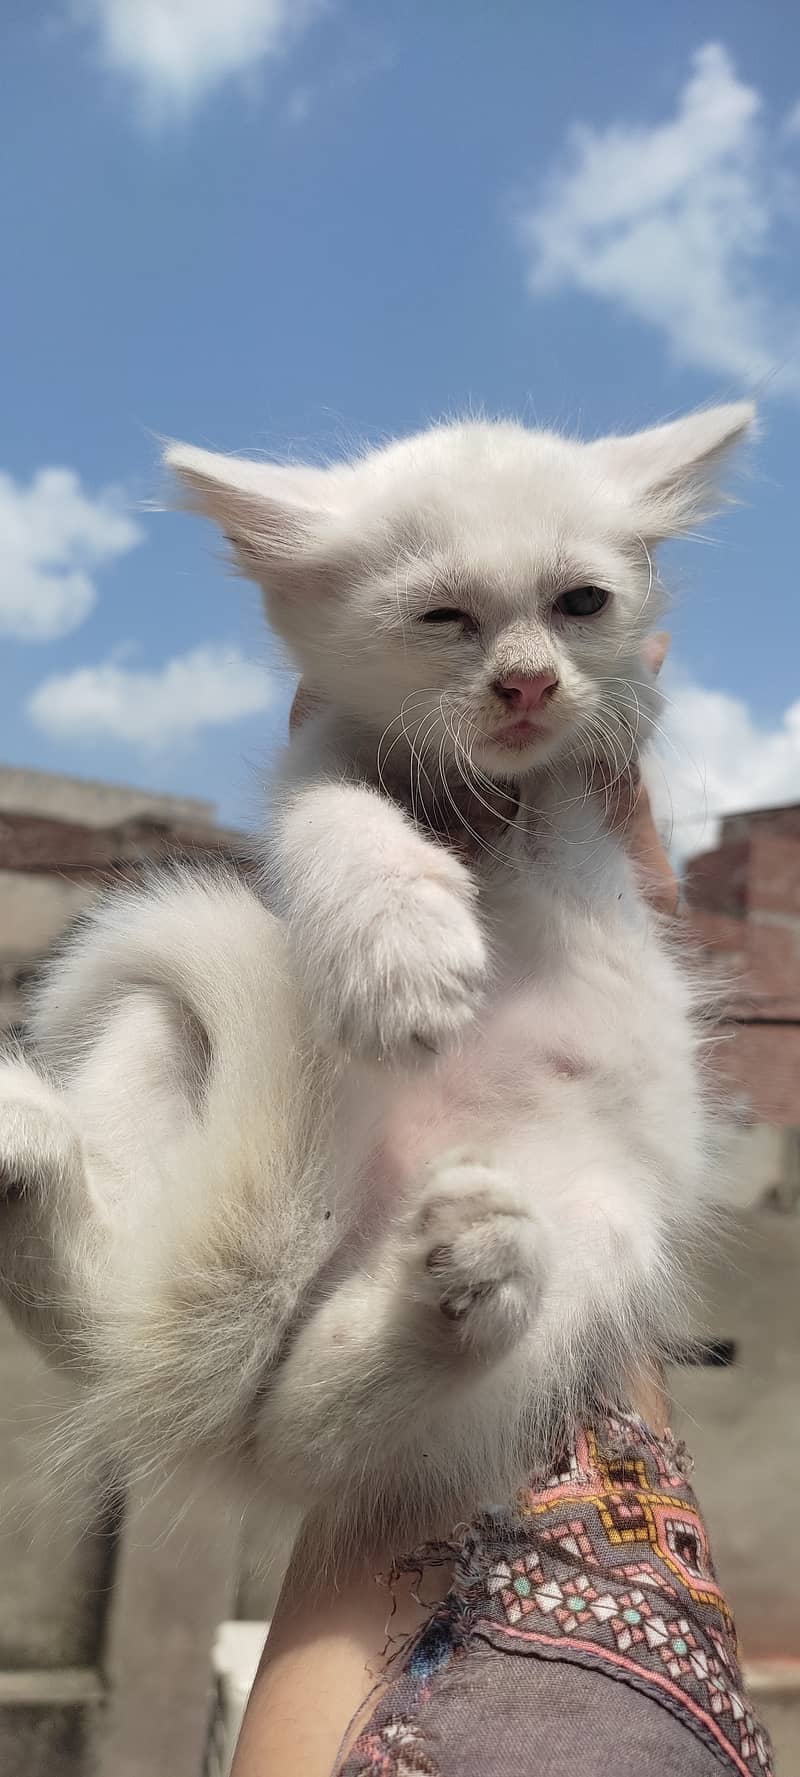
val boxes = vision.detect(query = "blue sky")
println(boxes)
[1,1,799,847]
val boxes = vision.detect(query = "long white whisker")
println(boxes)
[409,706,442,825]
[437,713,521,867]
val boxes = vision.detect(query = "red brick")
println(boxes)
[686,808,800,1126]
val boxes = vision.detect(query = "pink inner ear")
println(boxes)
[641,631,670,677]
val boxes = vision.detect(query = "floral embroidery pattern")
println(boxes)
[349,1717,440,1777]
[338,1412,773,1777]
[471,1413,772,1774]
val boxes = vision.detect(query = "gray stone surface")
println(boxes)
[752,1695,800,1777]
[669,1189,800,1775]
[0,1323,120,1671]
[671,1201,800,1657]
[94,1471,241,1777]
[0,1321,120,1775]
[0,1312,257,1777]
[0,1706,93,1777]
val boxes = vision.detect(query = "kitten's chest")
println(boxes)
[384,762,647,991]
[475,814,637,989]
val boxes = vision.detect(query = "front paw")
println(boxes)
[306,854,488,1064]
[408,1149,543,1360]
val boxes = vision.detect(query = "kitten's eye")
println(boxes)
[419,607,478,633]
[554,585,610,619]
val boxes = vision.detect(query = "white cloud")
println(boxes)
[71,0,324,117]
[648,669,800,859]
[27,644,274,749]
[518,42,800,394]
[0,467,142,643]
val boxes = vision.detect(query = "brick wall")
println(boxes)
[685,804,800,1127]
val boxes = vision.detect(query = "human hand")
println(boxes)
[595,767,680,917]
[596,634,680,917]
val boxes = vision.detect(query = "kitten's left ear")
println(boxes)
[592,401,757,539]
[165,444,333,569]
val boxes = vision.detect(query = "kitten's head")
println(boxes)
[167,404,754,781]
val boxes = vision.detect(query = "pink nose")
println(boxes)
[493,670,558,712]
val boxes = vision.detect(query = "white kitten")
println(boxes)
[0,404,752,1556]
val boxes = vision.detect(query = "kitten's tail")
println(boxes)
[21,867,329,1491]
[27,864,300,1094]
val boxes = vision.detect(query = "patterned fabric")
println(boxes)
[338,1411,772,1777]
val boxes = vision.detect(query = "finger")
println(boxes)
[289,684,321,732]
[592,762,640,832]
[641,631,671,677]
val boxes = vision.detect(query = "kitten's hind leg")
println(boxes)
[0,1054,105,1373]
[406,1146,544,1361]
[262,1152,544,1524]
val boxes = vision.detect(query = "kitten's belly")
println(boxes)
[352,988,604,1220]
[329,861,693,1255]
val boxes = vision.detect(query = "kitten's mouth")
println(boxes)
[493,714,552,749]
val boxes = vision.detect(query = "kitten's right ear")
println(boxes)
[591,401,757,539]
[165,445,331,565]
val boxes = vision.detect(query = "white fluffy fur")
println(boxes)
[0,404,753,1555]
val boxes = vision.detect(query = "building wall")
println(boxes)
[676,808,800,1765]
[712,1025,800,1131]
[0,765,215,830]
[686,804,800,1128]
[0,767,243,1033]
[0,875,98,1028]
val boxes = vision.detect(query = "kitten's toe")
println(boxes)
[410,1150,544,1360]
